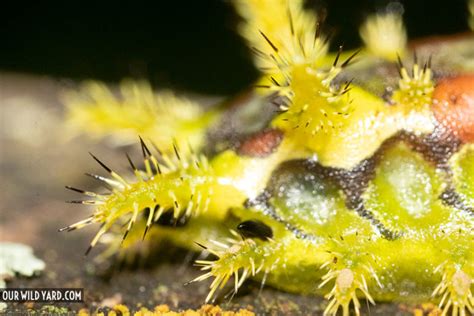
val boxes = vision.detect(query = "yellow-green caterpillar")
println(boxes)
[62,1,474,315]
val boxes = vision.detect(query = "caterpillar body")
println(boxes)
[62,0,474,315]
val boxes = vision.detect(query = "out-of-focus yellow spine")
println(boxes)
[63,80,220,152]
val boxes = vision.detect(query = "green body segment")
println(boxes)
[364,143,448,233]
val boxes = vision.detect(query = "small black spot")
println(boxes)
[237,219,273,241]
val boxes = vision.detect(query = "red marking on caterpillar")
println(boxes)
[237,129,284,158]
[432,74,474,143]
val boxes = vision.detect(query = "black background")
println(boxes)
[0,0,470,94]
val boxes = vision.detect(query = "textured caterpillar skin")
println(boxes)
[62,1,474,315]
[193,141,473,302]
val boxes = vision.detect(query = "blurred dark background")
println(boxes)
[0,0,470,95]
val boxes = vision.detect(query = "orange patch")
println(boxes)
[432,74,474,143]
[237,129,284,157]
